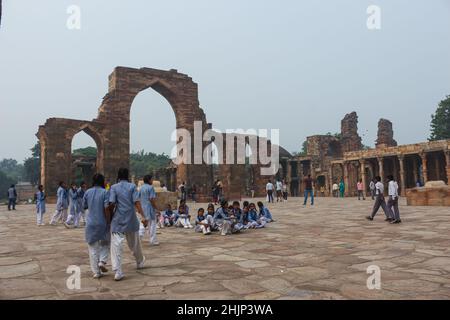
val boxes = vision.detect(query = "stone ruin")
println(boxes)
[376,118,397,148]
[37,67,289,201]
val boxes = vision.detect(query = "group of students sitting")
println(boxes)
[158,199,275,236]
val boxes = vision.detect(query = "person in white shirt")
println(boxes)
[387,175,401,224]
[369,179,376,200]
[266,180,274,203]
[366,176,391,221]
[275,180,283,202]
[332,182,339,197]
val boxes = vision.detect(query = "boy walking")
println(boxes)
[108,168,148,281]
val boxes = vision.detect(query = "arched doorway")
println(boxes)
[71,131,98,186]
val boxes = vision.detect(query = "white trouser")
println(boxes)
[195,224,211,234]
[65,211,81,226]
[111,232,144,274]
[36,208,44,225]
[139,219,158,244]
[218,220,232,235]
[175,217,192,228]
[50,208,67,225]
[79,209,86,223]
[88,240,110,275]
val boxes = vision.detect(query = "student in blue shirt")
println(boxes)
[257,201,274,223]
[213,200,232,236]
[50,181,68,225]
[65,183,80,228]
[138,175,159,246]
[83,174,110,279]
[248,203,266,229]
[77,182,87,226]
[35,185,46,226]
[194,208,212,235]
[163,204,177,226]
[108,168,148,281]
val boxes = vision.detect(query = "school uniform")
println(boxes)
[138,183,158,245]
[65,188,80,226]
[83,186,110,277]
[50,186,69,225]
[195,215,212,235]
[35,191,46,225]
[231,208,245,232]
[387,180,401,222]
[259,206,273,223]
[109,180,145,279]
[213,207,232,235]
[370,181,391,219]
[163,209,177,226]
[248,209,266,229]
[174,211,193,228]
[77,187,86,225]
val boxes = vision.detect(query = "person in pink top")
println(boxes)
[357,179,365,200]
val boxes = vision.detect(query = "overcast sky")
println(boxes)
[1,0,449,162]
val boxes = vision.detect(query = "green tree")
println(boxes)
[429,95,450,141]
[130,150,171,178]
[0,171,16,201]
[73,146,97,157]
[0,158,24,182]
[23,142,41,185]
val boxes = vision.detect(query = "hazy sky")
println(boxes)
[1,0,450,162]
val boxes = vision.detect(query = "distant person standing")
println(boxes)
[416,180,422,187]
[108,168,148,281]
[178,181,187,201]
[282,180,288,201]
[303,175,314,206]
[191,184,197,203]
[357,179,365,200]
[275,179,283,202]
[387,175,401,224]
[265,180,274,203]
[7,184,17,211]
[366,176,391,221]
[332,182,339,197]
[369,179,376,200]
[339,180,345,198]
[35,185,46,226]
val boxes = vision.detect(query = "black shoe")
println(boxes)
[385,218,393,222]
[390,220,401,224]
[366,216,373,221]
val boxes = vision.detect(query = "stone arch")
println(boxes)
[38,67,214,200]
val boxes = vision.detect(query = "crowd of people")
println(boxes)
[29,168,275,281]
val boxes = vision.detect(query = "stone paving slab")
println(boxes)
[0,197,449,300]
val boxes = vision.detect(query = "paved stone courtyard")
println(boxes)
[0,197,449,300]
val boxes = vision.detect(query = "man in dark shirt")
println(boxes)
[303,175,314,206]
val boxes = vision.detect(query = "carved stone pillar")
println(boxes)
[446,151,450,185]
[343,161,349,197]
[398,155,406,196]
[360,159,366,197]
[377,157,384,182]
[420,152,428,184]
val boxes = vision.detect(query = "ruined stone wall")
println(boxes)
[376,118,397,148]
[340,112,362,153]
